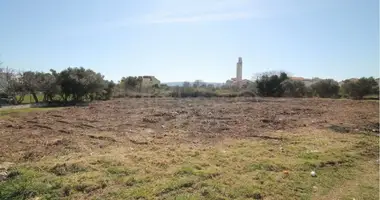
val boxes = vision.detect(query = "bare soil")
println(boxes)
[0,97,378,163]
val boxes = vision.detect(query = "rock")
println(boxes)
[311,171,317,177]
[0,162,14,171]
[312,186,318,192]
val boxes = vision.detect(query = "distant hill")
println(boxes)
[163,82,224,87]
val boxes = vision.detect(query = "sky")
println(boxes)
[0,0,378,82]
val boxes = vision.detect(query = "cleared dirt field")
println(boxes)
[0,98,379,200]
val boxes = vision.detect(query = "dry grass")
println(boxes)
[1,128,378,200]
[0,98,378,199]
[0,107,61,118]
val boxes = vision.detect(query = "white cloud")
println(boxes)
[56,0,277,37]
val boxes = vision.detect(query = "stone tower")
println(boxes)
[236,57,243,87]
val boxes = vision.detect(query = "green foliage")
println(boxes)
[56,67,105,102]
[281,79,307,97]
[341,77,379,99]
[0,168,60,200]
[171,87,218,98]
[20,71,60,103]
[305,86,314,97]
[255,72,289,97]
[311,79,340,98]
[1,61,379,101]
[103,81,116,100]
[120,76,142,92]
[160,84,170,91]
[39,72,60,102]
[0,66,113,104]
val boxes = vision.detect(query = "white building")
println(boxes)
[226,57,247,88]
[236,57,243,87]
[141,76,160,87]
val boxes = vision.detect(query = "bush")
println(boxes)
[238,90,256,97]
[280,79,306,97]
[341,77,378,99]
[169,86,225,98]
[310,79,340,98]
[255,72,289,97]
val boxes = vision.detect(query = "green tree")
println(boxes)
[0,67,26,104]
[56,67,105,102]
[310,79,340,98]
[38,72,60,102]
[121,76,141,92]
[341,77,378,99]
[255,72,289,97]
[21,71,43,103]
[280,79,306,97]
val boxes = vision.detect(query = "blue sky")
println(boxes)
[0,0,378,82]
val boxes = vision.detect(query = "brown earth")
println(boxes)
[0,97,378,163]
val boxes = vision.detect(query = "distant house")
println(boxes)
[225,78,250,88]
[289,77,320,87]
[141,76,160,87]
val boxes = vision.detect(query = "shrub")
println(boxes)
[255,72,289,97]
[310,79,340,98]
[280,79,306,97]
[238,90,256,97]
[341,77,378,99]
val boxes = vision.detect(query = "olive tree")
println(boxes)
[341,77,378,99]
[310,79,340,98]
[255,71,289,97]
[280,79,306,97]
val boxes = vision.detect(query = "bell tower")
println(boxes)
[236,57,243,87]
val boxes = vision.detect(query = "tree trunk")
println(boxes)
[48,94,54,102]
[31,92,39,103]
[16,94,25,104]
[43,94,47,102]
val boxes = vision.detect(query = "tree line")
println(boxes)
[254,72,379,99]
[170,72,378,99]
[0,66,115,104]
[0,64,378,105]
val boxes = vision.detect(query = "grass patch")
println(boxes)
[0,168,62,199]
[17,94,45,104]
[0,107,60,118]
[1,128,378,199]
[49,163,87,176]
